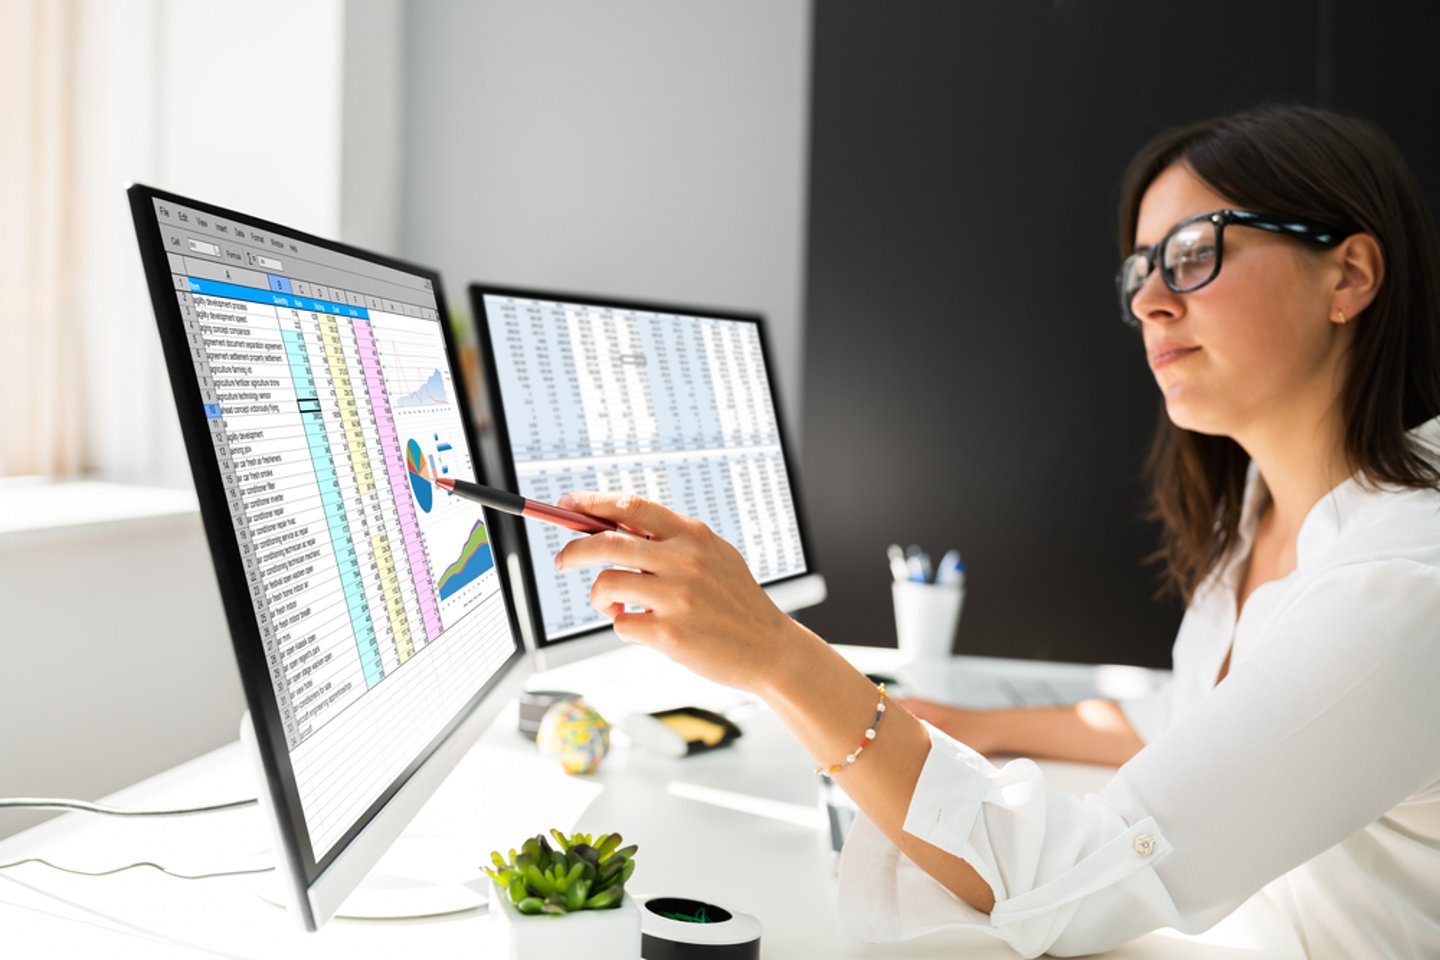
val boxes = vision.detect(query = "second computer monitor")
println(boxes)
[471,285,825,667]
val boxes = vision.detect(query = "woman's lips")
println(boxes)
[1150,346,1200,370]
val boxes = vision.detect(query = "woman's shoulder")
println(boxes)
[1336,481,1440,568]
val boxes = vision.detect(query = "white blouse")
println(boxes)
[837,416,1440,958]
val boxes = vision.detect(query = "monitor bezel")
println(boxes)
[128,184,530,927]
[468,282,822,657]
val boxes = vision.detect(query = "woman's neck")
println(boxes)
[1238,409,1351,542]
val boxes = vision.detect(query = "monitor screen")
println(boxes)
[472,287,818,648]
[129,186,527,924]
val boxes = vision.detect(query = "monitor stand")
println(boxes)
[240,713,487,921]
[246,837,487,919]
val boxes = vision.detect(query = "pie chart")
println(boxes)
[405,438,433,512]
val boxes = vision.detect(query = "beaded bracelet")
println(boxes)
[815,682,887,778]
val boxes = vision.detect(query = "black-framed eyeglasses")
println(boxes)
[1117,209,1348,327]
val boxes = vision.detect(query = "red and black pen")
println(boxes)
[434,477,643,537]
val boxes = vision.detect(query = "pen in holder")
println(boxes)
[892,579,964,663]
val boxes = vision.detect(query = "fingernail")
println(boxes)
[554,555,563,571]
[557,494,575,509]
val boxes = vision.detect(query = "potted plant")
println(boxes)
[483,829,641,959]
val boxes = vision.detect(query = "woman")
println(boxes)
[554,105,1440,958]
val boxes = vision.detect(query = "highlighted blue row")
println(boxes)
[187,276,369,319]
[204,403,222,419]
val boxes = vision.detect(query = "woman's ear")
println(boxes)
[1332,233,1384,324]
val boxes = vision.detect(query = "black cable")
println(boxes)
[0,857,273,881]
[0,797,258,817]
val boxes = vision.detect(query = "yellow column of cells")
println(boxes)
[319,316,374,495]
[371,533,415,663]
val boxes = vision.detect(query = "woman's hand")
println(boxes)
[552,491,812,695]
[895,698,999,754]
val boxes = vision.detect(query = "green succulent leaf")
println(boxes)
[523,863,556,897]
[594,834,621,859]
[516,897,545,915]
[583,885,624,910]
[604,844,638,864]
[566,877,589,912]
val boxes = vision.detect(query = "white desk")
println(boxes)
[0,645,1303,958]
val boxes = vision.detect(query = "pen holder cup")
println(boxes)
[892,580,964,663]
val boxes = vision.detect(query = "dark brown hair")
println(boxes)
[1118,104,1440,603]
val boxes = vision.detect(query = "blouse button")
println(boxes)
[1133,834,1157,858]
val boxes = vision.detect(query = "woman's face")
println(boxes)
[1130,163,1348,440]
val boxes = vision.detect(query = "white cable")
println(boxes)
[0,796,267,881]
[0,797,257,817]
[0,857,273,880]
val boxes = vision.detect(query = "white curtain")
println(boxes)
[0,0,84,478]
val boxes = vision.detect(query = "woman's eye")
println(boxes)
[1175,245,1216,265]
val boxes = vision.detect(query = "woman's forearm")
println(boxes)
[761,619,997,914]
[976,700,1146,766]
[902,691,1148,767]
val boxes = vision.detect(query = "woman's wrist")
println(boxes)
[755,615,829,703]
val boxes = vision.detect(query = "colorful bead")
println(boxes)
[815,682,888,778]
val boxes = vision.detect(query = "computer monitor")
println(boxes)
[128,185,531,930]
[470,285,826,669]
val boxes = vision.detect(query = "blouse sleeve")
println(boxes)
[836,559,1440,957]
[1116,675,1174,745]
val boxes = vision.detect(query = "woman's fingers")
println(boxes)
[557,491,689,540]
[556,529,663,573]
[589,568,668,615]
[609,609,661,646]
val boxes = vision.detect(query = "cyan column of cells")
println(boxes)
[282,329,385,689]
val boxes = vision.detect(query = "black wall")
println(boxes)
[797,1,1440,666]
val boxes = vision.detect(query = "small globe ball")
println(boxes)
[536,699,611,775]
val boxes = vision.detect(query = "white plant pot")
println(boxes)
[489,881,641,960]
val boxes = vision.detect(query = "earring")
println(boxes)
[1336,308,1348,325]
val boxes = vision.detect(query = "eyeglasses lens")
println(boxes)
[1118,253,1151,325]
[1119,218,1221,326]
[1163,220,1219,291]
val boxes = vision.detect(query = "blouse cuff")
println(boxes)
[838,722,1180,957]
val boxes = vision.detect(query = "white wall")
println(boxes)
[341,0,406,252]
[399,0,813,437]
[0,488,241,839]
